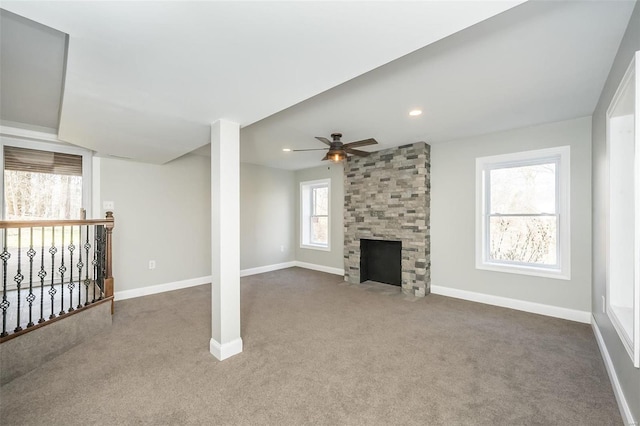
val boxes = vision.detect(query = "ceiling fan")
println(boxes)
[288,133,378,162]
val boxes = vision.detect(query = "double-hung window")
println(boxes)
[300,179,330,250]
[476,146,570,279]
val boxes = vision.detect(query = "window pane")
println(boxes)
[4,170,83,220]
[489,216,557,265]
[313,186,328,215]
[490,163,556,214]
[311,216,328,245]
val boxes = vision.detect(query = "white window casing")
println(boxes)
[605,51,639,368]
[300,178,330,251]
[475,146,570,280]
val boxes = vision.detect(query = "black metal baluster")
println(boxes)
[59,227,65,316]
[98,226,106,298]
[14,228,23,332]
[92,225,97,303]
[0,230,11,337]
[38,227,46,324]
[67,226,75,312]
[93,226,104,300]
[49,227,57,319]
[77,225,83,309]
[26,228,36,328]
[84,225,91,306]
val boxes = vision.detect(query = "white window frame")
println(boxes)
[475,146,570,280]
[605,52,639,368]
[300,178,330,251]
[0,133,93,220]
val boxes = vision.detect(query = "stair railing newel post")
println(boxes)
[104,211,115,314]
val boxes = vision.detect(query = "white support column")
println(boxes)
[210,119,243,360]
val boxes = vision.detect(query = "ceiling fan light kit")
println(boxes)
[327,149,348,162]
[290,132,378,162]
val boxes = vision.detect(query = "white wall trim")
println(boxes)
[240,260,344,277]
[592,316,638,426]
[114,261,344,300]
[431,284,591,324]
[210,337,243,361]
[0,124,61,142]
[240,261,296,277]
[114,275,211,301]
[294,261,344,276]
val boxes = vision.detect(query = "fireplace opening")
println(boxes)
[360,239,401,286]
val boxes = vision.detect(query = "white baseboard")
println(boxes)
[240,261,296,277]
[294,261,344,276]
[240,260,344,277]
[114,275,211,301]
[115,261,344,300]
[430,285,591,324]
[592,317,637,426]
[210,337,243,361]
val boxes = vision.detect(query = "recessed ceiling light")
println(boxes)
[409,109,422,116]
[282,148,292,152]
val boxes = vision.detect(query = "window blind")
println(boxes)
[4,146,82,177]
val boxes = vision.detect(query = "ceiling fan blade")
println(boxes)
[345,147,371,157]
[315,137,332,146]
[321,153,329,161]
[291,148,329,152]
[343,138,378,149]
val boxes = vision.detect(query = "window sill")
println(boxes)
[476,262,570,280]
[300,244,330,252]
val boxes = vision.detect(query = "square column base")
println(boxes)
[210,337,243,361]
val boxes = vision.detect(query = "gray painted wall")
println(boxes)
[295,163,344,271]
[431,116,592,312]
[240,163,295,270]
[592,2,640,420]
[99,154,211,291]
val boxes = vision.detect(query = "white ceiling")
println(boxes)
[242,0,637,170]
[0,1,525,164]
[0,10,67,131]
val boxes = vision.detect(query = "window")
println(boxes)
[606,52,639,368]
[476,146,570,279]
[1,137,92,220]
[300,179,330,250]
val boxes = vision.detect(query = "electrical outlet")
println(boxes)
[149,260,156,270]
[280,245,285,252]
[103,201,114,210]
[602,295,606,313]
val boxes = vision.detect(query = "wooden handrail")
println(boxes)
[0,216,114,229]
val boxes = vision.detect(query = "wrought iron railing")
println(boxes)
[0,212,114,342]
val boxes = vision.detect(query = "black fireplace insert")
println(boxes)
[359,239,401,286]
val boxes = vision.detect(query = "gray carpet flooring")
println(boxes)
[0,267,621,425]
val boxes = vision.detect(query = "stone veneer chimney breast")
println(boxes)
[343,142,430,296]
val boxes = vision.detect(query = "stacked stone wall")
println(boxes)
[343,142,430,296]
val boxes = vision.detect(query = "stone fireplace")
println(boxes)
[344,142,430,297]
